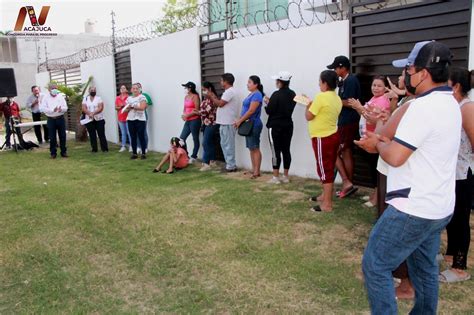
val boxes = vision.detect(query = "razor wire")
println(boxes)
[40,0,403,72]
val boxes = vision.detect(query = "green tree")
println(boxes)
[154,0,199,35]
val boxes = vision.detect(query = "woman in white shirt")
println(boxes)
[82,86,108,153]
[124,83,148,159]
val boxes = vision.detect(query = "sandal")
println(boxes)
[250,174,261,180]
[439,269,471,283]
[163,170,175,174]
[310,206,332,213]
[338,186,358,199]
[152,168,161,173]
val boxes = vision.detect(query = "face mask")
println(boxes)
[90,91,96,97]
[202,90,208,96]
[51,89,59,96]
[404,71,418,95]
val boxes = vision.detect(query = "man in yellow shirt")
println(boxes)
[305,70,342,212]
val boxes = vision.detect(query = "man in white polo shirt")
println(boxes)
[208,73,239,172]
[40,84,69,159]
[356,41,461,314]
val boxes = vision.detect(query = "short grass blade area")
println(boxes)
[1,143,473,313]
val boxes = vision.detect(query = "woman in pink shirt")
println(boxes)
[179,81,201,163]
[153,137,189,174]
[349,76,391,208]
[115,85,131,152]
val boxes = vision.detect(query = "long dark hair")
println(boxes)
[249,75,264,96]
[449,67,474,96]
[202,81,217,96]
[189,86,199,97]
[171,137,188,154]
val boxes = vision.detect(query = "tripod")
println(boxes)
[0,117,22,152]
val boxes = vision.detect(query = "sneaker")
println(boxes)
[280,176,290,184]
[188,157,196,164]
[267,177,281,185]
[130,154,138,160]
[140,154,147,160]
[200,164,212,172]
[129,146,133,152]
[119,146,126,152]
[210,161,217,167]
[61,154,69,158]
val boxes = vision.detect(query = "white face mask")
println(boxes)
[202,90,208,96]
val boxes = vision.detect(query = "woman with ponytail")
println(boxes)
[235,75,264,179]
[439,67,474,283]
[180,81,201,163]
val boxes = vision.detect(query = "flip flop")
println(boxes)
[310,206,332,213]
[152,169,161,173]
[339,186,358,199]
[162,170,175,174]
[439,269,471,283]
[311,206,322,212]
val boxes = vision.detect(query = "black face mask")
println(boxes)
[404,71,417,95]
[90,92,96,97]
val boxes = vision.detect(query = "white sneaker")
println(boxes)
[280,176,290,184]
[129,146,132,152]
[137,148,142,155]
[210,161,217,167]
[267,177,281,185]
[119,146,126,152]
[200,164,211,172]
[188,158,195,164]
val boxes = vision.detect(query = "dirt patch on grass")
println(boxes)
[87,253,162,313]
[273,189,306,204]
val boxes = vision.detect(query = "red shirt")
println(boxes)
[115,95,129,122]
[0,101,20,119]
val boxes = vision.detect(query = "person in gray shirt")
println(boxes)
[26,85,49,144]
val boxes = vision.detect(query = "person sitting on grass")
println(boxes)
[153,137,189,174]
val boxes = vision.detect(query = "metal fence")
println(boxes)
[40,0,410,72]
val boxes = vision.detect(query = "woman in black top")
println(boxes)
[264,71,296,184]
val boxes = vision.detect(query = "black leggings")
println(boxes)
[446,168,473,269]
[128,120,147,155]
[268,125,293,170]
[85,119,108,152]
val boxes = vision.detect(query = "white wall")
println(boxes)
[35,71,50,91]
[80,56,118,143]
[129,28,201,153]
[224,20,349,178]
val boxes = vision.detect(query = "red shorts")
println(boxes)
[338,122,359,150]
[312,132,340,184]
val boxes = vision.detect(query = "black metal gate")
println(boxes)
[114,49,132,93]
[50,67,82,132]
[201,31,226,161]
[349,0,471,187]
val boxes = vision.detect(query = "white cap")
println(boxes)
[271,71,292,81]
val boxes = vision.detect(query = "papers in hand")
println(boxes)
[80,116,92,125]
[121,104,132,114]
[294,95,311,106]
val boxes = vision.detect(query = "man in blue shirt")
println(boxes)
[327,56,361,198]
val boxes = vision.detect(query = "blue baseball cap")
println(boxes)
[392,41,432,68]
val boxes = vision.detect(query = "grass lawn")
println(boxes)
[1,142,473,314]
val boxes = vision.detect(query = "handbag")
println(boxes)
[238,119,254,136]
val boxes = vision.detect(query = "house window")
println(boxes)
[209,0,288,33]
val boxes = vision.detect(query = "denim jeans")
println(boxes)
[219,124,236,170]
[128,120,146,155]
[180,118,201,159]
[202,124,218,164]
[138,121,148,150]
[47,116,67,156]
[118,121,130,147]
[362,205,452,315]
